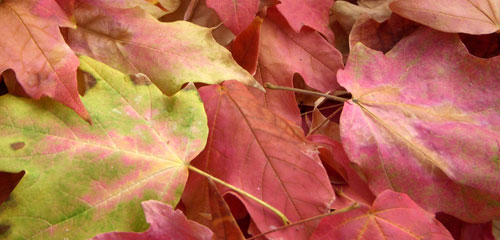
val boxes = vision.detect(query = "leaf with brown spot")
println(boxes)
[0,0,89,120]
[68,0,259,97]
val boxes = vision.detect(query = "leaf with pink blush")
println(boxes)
[311,190,453,240]
[92,200,213,240]
[339,27,500,222]
[206,0,259,35]
[55,0,75,20]
[276,0,335,42]
[390,0,500,34]
[32,0,75,27]
[0,56,208,239]
[0,0,88,120]
[253,8,343,125]
[197,81,334,239]
[67,0,259,97]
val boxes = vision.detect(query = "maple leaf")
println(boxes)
[32,0,76,28]
[253,8,344,125]
[390,0,500,34]
[0,0,89,120]
[195,81,334,239]
[311,190,454,239]
[0,56,208,239]
[262,8,343,93]
[92,200,213,240]
[275,0,335,42]
[339,27,500,222]
[206,0,259,35]
[67,0,259,97]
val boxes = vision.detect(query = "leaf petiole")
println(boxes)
[187,165,291,225]
[264,83,350,102]
[246,202,360,239]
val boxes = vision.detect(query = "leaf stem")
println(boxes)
[264,83,350,102]
[246,202,360,239]
[187,165,291,225]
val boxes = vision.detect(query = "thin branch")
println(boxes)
[188,165,291,225]
[246,203,360,240]
[264,83,350,102]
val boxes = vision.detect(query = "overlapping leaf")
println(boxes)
[230,17,262,75]
[255,8,344,124]
[308,135,375,209]
[181,176,245,240]
[339,27,500,222]
[196,81,334,239]
[206,0,259,35]
[92,200,213,240]
[390,0,500,34]
[159,0,235,46]
[67,0,259,96]
[276,0,335,42]
[311,190,453,239]
[0,56,208,239]
[0,0,88,120]
[349,14,419,53]
[332,0,393,31]
[102,0,177,18]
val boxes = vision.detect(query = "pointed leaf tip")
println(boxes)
[68,1,258,96]
[0,0,89,120]
[0,56,208,239]
[339,27,500,222]
[92,200,213,240]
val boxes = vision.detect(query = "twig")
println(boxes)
[264,83,350,102]
[301,103,343,116]
[246,203,360,240]
[188,165,291,225]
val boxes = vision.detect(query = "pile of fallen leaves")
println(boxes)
[0,0,499,239]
